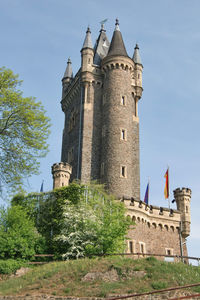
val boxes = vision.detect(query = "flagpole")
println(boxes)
[168,166,170,209]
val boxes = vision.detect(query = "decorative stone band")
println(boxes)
[124,198,181,232]
[102,56,134,74]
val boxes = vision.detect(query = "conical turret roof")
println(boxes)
[82,26,93,49]
[133,44,142,65]
[107,19,128,57]
[63,58,73,79]
[94,23,110,65]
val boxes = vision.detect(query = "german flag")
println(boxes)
[164,169,169,199]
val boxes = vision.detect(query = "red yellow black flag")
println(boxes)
[164,169,169,199]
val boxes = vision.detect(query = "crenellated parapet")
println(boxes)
[51,162,72,189]
[124,198,181,231]
[102,56,134,74]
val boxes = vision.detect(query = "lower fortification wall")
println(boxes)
[124,199,187,257]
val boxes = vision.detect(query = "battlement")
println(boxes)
[124,198,181,232]
[174,187,192,197]
[52,162,72,173]
[102,56,134,74]
[51,162,72,189]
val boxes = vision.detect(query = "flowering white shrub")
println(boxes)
[53,185,132,259]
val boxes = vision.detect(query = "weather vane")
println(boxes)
[100,19,108,26]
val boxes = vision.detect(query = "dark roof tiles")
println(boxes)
[107,19,128,57]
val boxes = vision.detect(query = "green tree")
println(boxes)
[54,186,132,259]
[11,184,133,258]
[0,205,42,259]
[0,67,50,193]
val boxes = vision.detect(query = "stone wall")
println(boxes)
[124,199,189,257]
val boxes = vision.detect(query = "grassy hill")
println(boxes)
[0,256,200,298]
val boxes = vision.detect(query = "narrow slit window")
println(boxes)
[121,96,125,106]
[121,166,126,177]
[139,242,145,254]
[121,129,125,140]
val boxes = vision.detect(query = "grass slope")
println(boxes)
[0,256,200,297]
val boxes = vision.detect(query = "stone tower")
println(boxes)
[173,188,192,238]
[51,162,72,189]
[101,19,142,199]
[56,20,143,199]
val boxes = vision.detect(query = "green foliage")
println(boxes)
[146,256,157,262]
[0,259,25,274]
[51,184,132,258]
[151,281,168,290]
[0,67,51,194]
[1,257,200,297]
[11,192,39,220]
[13,183,132,258]
[0,205,42,259]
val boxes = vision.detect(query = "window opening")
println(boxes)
[121,166,126,177]
[129,241,133,253]
[121,129,125,140]
[121,96,125,106]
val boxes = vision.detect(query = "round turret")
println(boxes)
[81,27,94,75]
[62,58,73,98]
[173,187,192,238]
[51,162,72,189]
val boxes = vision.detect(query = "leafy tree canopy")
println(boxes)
[0,67,51,194]
[14,183,133,259]
[0,205,43,259]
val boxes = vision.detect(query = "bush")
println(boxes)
[0,259,25,275]
[0,206,42,259]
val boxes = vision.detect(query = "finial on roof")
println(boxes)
[63,57,73,79]
[133,43,142,65]
[100,23,106,32]
[115,18,120,31]
[107,19,128,57]
[87,26,91,33]
[100,18,108,32]
[82,26,93,49]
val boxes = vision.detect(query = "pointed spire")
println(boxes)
[63,58,73,79]
[133,44,142,65]
[94,22,110,65]
[82,26,93,49]
[107,19,128,57]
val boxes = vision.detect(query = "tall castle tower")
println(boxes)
[57,20,143,200]
[52,20,192,258]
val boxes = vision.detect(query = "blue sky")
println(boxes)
[1,0,200,259]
